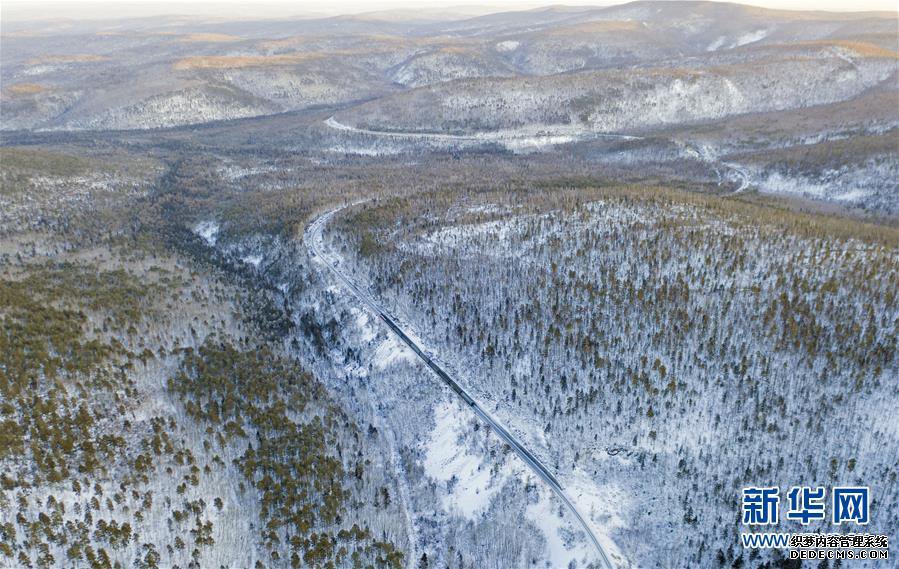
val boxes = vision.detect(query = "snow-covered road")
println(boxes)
[328,117,753,193]
[325,116,642,143]
[305,206,616,569]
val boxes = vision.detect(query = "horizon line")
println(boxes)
[2,0,897,24]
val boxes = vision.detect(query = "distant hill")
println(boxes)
[2,1,895,131]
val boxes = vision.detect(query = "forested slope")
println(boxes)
[0,147,408,569]
[331,186,899,568]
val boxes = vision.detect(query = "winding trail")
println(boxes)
[325,116,642,143]
[305,206,615,569]
[327,117,752,192]
[680,140,754,193]
[721,160,752,193]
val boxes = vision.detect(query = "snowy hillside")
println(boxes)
[330,188,899,568]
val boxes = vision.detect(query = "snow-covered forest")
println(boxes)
[2,1,897,567]
[0,150,414,568]
[330,186,899,568]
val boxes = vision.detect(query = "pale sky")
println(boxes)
[3,0,897,21]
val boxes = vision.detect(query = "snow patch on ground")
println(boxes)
[22,64,57,76]
[834,188,870,202]
[194,220,220,245]
[706,29,768,51]
[373,335,417,370]
[756,172,830,198]
[526,489,593,568]
[734,28,769,47]
[706,36,727,52]
[218,164,278,181]
[240,254,263,268]
[420,217,521,252]
[564,470,630,567]
[423,401,507,520]
[354,308,378,343]
[496,40,520,53]
[464,203,511,216]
